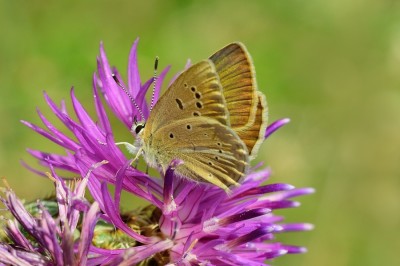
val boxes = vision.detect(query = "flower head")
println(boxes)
[0,170,100,265]
[4,38,314,265]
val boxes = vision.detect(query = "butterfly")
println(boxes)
[119,43,267,192]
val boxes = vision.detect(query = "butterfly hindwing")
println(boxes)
[147,117,249,191]
[236,92,268,159]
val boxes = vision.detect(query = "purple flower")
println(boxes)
[5,38,314,265]
[0,169,100,265]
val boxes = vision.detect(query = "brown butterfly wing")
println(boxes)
[146,117,249,191]
[144,60,229,137]
[210,42,258,129]
[236,92,268,159]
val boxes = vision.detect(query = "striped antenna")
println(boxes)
[112,74,145,121]
[149,56,159,112]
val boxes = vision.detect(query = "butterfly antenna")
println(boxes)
[149,56,159,112]
[112,73,145,121]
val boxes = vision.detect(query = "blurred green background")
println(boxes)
[1,0,399,265]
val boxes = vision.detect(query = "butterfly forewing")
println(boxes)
[145,117,249,191]
[143,60,229,136]
[210,42,258,129]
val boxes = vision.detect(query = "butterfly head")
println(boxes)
[131,115,146,136]
[133,122,145,135]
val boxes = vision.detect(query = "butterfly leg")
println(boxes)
[115,142,138,154]
[131,147,143,164]
[115,142,142,167]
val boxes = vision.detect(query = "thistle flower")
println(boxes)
[4,38,314,265]
[0,170,100,265]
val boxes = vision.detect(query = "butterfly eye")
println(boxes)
[135,123,145,135]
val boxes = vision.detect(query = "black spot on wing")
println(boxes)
[175,98,184,110]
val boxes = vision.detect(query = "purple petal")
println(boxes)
[20,160,47,177]
[226,227,271,249]
[163,160,183,206]
[128,38,141,97]
[21,120,71,150]
[114,161,132,210]
[263,200,300,209]
[77,202,100,265]
[98,44,135,128]
[218,208,271,226]
[117,240,174,266]
[44,92,81,133]
[27,149,77,172]
[0,245,33,266]
[279,223,314,232]
[283,245,308,254]
[61,226,75,265]
[265,118,291,139]
[100,182,154,244]
[93,75,112,135]
[5,220,33,250]
[233,183,294,198]
[265,187,315,201]
[39,207,63,264]
[71,89,105,140]
[36,109,79,150]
